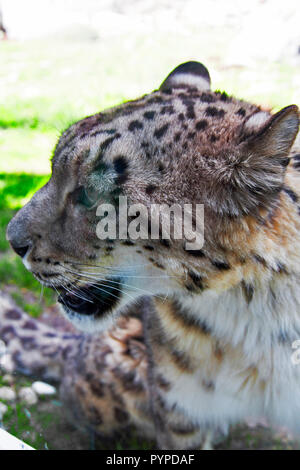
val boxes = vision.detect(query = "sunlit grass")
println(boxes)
[0,129,55,173]
[1,35,299,175]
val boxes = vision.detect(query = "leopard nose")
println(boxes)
[10,242,30,258]
[6,209,32,258]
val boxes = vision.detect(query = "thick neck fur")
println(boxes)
[154,276,300,432]
[157,164,300,363]
[178,275,300,357]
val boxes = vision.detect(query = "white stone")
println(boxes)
[18,387,38,406]
[0,386,16,402]
[0,402,8,419]
[0,354,14,373]
[0,340,6,357]
[2,374,14,385]
[32,381,56,396]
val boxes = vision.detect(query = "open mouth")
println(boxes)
[57,278,122,317]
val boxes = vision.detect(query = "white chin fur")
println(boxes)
[58,304,118,334]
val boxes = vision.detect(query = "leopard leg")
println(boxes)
[0,292,156,443]
[0,291,81,382]
[58,309,155,440]
[148,390,215,450]
[0,292,213,448]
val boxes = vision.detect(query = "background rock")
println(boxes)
[32,381,56,397]
[18,387,38,406]
[0,386,16,402]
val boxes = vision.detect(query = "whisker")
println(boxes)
[69,261,155,271]
[63,267,161,298]
[61,273,122,298]
[89,283,135,303]
[60,279,93,304]
[62,272,136,304]
[62,268,169,302]
[51,282,67,308]
[59,274,124,307]
[66,267,176,279]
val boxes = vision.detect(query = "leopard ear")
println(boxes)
[235,105,299,214]
[242,105,299,159]
[210,105,299,216]
[160,61,211,92]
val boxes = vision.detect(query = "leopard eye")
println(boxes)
[75,186,99,209]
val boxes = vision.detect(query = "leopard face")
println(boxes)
[6,61,299,332]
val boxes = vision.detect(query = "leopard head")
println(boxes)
[7,61,299,332]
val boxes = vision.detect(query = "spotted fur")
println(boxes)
[3,61,300,449]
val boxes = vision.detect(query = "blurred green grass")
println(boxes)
[1,35,299,174]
